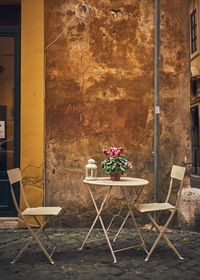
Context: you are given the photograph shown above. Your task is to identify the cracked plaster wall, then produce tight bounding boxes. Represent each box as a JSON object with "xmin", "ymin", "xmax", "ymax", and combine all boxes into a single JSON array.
[{"xmin": 45, "ymin": 0, "xmax": 191, "ymax": 226}]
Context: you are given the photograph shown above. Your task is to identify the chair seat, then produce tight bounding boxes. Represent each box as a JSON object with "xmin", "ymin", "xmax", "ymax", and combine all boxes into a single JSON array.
[
  {"xmin": 22, "ymin": 207, "xmax": 62, "ymax": 216},
  {"xmin": 135, "ymin": 202, "xmax": 175, "ymax": 213}
]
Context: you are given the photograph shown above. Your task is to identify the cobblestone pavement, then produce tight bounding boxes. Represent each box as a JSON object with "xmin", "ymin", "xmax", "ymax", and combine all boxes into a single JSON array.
[{"xmin": 1, "ymin": 227, "xmax": 200, "ymax": 280}]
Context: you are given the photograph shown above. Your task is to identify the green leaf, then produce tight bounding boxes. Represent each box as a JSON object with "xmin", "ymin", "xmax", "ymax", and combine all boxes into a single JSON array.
[
  {"xmin": 111, "ymin": 163, "xmax": 117, "ymax": 170},
  {"xmin": 120, "ymin": 166, "xmax": 125, "ymax": 172}
]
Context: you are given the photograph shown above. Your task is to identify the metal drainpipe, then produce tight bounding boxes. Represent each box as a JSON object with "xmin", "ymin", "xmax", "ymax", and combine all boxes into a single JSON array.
[
  {"xmin": 154, "ymin": 0, "xmax": 160, "ymax": 211},
  {"xmin": 43, "ymin": 50, "xmax": 46, "ymax": 207},
  {"xmin": 43, "ymin": 0, "xmax": 47, "ymax": 207}
]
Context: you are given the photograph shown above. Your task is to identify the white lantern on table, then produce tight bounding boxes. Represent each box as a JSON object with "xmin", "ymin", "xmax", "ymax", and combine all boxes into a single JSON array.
[{"xmin": 85, "ymin": 159, "xmax": 97, "ymax": 180}]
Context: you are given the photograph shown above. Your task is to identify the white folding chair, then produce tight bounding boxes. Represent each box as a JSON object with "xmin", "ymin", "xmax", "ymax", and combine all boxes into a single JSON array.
[
  {"xmin": 135, "ymin": 165, "xmax": 185, "ymax": 261},
  {"xmin": 7, "ymin": 168, "xmax": 62, "ymax": 264}
]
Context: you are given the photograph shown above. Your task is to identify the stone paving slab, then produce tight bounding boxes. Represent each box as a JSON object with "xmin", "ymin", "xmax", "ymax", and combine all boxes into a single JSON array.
[{"xmin": 0, "ymin": 228, "xmax": 200, "ymax": 280}]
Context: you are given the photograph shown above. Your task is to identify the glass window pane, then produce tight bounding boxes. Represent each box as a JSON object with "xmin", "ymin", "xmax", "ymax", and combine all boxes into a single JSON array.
[{"xmin": 0, "ymin": 37, "xmax": 14, "ymax": 171}]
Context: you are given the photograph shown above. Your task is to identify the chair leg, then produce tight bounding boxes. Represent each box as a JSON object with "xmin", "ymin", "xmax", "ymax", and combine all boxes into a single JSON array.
[
  {"xmin": 11, "ymin": 236, "xmax": 34, "ymax": 264},
  {"xmin": 148, "ymin": 213, "xmax": 184, "ymax": 260},
  {"xmin": 33, "ymin": 216, "xmax": 56, "ymax": 256},
  {"xmin": 42, "ymin": 229, "xmax": 56, "ymax": 257},
  {"xmin": 11, "ymin": 218, "xmax": 54, "ymax": 265},
  {"xmin": 162, "ymin": 232, "xmax": 184, "ymax": 260},
  {"xmin": 146, "ymin": 213, "xmax": 184, "ymax": 261},
  {"xmin": 145, "ymin": 229, "xmax": 163, "ymax": 262},
  {"xmin": 30, "ymin": 227, "xmax": 55, "ymax": 264},
  {"xmin": 11, "ymin": 220, "xmax": 46, "ymax": 264}
]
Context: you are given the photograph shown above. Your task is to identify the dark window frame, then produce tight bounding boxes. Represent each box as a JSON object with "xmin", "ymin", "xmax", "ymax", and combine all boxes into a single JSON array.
[
  {"xmin": 191, "ymin": 9, "xmax": 197, "ymax": 54},
  {"xmin": 0, "ymin": 27, "xmax": 21, "ymax": 216}
]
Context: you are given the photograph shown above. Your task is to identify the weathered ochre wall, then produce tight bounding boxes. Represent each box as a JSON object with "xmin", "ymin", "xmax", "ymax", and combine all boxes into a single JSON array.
[
  {"xmin": 45, "ymin": 0, "xmax": 191, "ymax": 226},
  {"xmin": 20, "ymin": 0, "xmax": 44, "ymax": 225}
]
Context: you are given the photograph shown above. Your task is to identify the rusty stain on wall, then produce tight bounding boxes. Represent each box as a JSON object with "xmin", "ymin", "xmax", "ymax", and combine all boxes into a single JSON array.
[{"xmin": 45, "ymin": 0, "xmax": 191, "ymax": 226}]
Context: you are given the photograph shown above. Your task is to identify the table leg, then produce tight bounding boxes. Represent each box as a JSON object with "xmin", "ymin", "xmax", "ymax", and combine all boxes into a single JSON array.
[
  {"xmin": 79, "ymin": 186, "xmax": 117, "ymax": 262},
  {"xmin": 113, "ymin": 210, "xmax": 130, "ymax": 242},
  {"xmin": 113, "ymin": 186, "xmax": 144, "ymax": 242},
  {"xmin": 120, "ymin": 186, "xmax": 148, "ymax": 254},
  {"xmin": 107, "ymin": 208, "xmax": 122, "ymax": 232},
  {"xmin": 96, "ymin": 210, "xmax": 117, "ymax": 263}
]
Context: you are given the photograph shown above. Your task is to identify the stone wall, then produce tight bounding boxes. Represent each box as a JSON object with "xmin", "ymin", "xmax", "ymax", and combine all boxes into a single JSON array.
[
  {"xmin": 178, "ymin": 188, "xmax": 200, "ymax": 231},
  {"xmin": 45, "ymin": 0, "xmax": 191, "ymax": 226}
]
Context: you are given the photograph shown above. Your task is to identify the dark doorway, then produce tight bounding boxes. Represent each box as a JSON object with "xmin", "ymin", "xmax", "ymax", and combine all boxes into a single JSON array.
[{"xmin": 191, "ymin": 106, "xmax": 199, "ymax": 175}]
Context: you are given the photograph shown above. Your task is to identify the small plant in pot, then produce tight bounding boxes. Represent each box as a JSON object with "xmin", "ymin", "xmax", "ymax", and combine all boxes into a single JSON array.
[{"xmin": 102, "ymin": 147, "xmax": 132, "ymax": 181}]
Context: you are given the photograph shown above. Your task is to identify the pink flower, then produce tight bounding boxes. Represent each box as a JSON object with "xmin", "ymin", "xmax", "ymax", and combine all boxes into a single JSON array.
[
  {"xmin": 103, "ymin": 147, "xmax": 125, "ymax": 158},
  {"xmin": 111, "ymin": 147, "xmax": 117, "ymax": 153},
  {"xmin": 125, "ymin": 161, "xmax": 132, "ymax": 169},
  {"xmin": 111, "ymin": 151, "xmax": 117, "ymax": 157},
  {"xmin": 116, "ymin": 147, "xmax": 123, "ymax": 156},
  {"xmin": 107, "ymin": 152, "xmax": 112, "ymax": 157},
  {"xmin": 110, "ymin": 147, "xmax": 117, "ymax": 157},
  {"xmin": 103, "ymin": 149, "xmax": 108, "ymax": 155}
]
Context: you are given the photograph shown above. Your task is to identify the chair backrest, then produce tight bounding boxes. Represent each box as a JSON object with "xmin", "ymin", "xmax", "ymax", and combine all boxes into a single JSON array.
[
  {"xmin": 7, "ymin": 168, "xmax": 30, "ymax": 214},
  {"xmin": 7, "ymin": 168, "xmax": 22, "ymax": 184},
  {"xmin": 165, "ymin": 165, "xmax": 185, "ymax": 206},
  {"xmin": 170, "ymin": 165, "xmax": 185, "ymax": 180}
]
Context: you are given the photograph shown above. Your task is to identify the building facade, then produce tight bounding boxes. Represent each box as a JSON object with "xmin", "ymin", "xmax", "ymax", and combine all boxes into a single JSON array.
[{"xmin": 0, "ymin": 0, "xmax": 191, "ymax": 227}]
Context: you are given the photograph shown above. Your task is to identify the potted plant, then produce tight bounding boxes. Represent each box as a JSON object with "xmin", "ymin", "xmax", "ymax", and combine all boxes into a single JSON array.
[{"xmin": 102, "ymin": 147, "xmax": 132, "ymax": 181}]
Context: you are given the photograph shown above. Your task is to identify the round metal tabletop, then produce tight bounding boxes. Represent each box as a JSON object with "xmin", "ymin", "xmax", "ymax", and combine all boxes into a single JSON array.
[{"xmin": 83, "ymin": 177, "xmax": 149, "ymax": 186}]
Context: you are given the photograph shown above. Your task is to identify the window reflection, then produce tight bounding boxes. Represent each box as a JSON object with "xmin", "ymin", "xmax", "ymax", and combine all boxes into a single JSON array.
[{"xmin": 0, "ymin": 37, "xmax": 14, "ymax": 171}]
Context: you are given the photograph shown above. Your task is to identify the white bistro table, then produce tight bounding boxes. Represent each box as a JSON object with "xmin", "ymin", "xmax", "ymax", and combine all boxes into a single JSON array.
[{"xmin": 79, "ymin": 177, "xmax": 149, "ymax": 263}]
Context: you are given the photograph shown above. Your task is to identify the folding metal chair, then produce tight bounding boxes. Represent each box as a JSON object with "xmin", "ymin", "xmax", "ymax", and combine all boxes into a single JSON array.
[
  {"xmin": 135, "ymin": 165, "xmax": 186, "ymax": 262},
  {"xmin": 7, "ymin": 168, "xmax": 62, "ymax": 264}
]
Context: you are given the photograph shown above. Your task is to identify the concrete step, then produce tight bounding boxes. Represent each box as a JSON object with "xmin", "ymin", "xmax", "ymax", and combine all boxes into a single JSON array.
[{"xmin": 0, "ymin": 217, "xmax": 18, "ymax": 229}]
